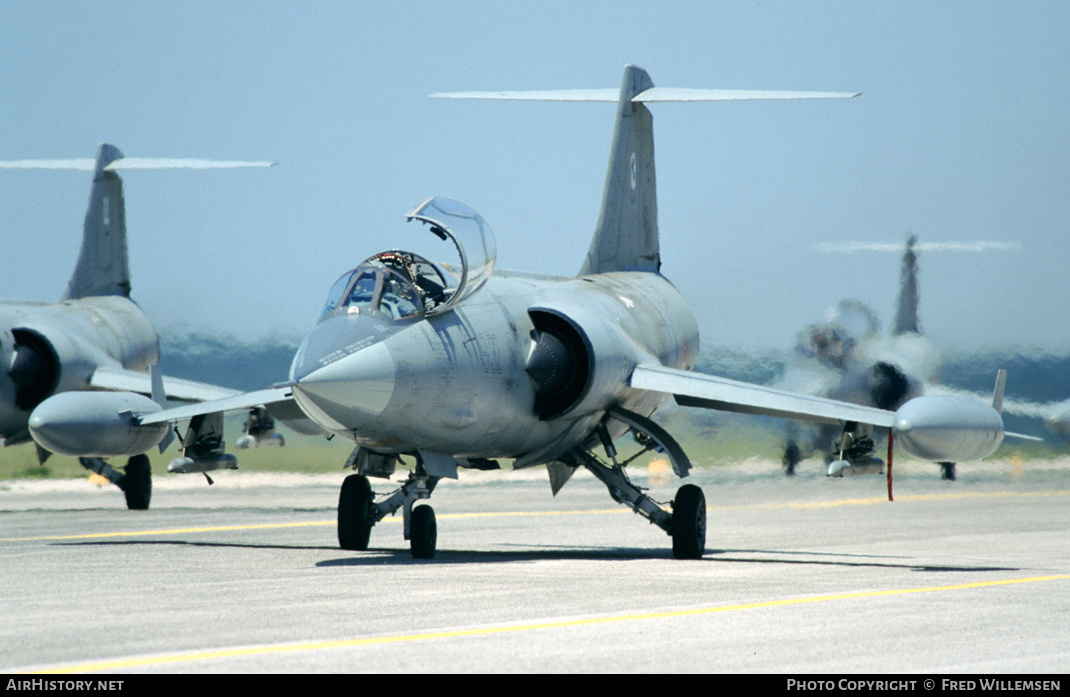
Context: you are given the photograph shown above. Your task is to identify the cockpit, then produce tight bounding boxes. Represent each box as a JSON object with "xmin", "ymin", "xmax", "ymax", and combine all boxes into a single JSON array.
[
  {"xmin": 319, "ymin": 197, "xmax": 498, "ymax": 323},
  {"xmin": 321, "ymin": 251, "xmax": 449, "ymax": 321}
]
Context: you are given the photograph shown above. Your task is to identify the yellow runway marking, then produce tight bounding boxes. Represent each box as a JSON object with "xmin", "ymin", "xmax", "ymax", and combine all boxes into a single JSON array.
[
  {"xmin": 0, "ymin": 521, "xmax": 335, "ymax": 542},
  {"xmin": 0, "ymin": 510, "xmax": 628, "ymax": 542},
  {"xmin": 32, "ymin": 574, "xmax": 1070, "ymax": 674},
  {"xmin": 2, "ymin": 489, "xmax": 1066, "ymax": 542},
  {"xmin": 774, "ymin": 489, "xmax": 1070, "ymax": 510}
]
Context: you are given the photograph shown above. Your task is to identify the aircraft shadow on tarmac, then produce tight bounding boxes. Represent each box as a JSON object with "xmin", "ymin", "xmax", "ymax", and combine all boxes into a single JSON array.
[
  {"xmin": 56, "ymin": 540, "xmax": 1020, "ymax": 572},
  {"xmin": 316, "ymin": 547, "xmax": 1020, "ymax": 571}
]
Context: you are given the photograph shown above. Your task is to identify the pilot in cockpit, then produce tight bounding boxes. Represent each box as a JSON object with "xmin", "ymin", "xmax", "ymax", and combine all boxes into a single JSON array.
[
  {"xmin": 379, "ymin": 269, "xmax": 423, "ymax": 319},
  {"xmin": 346, "ymin": 272, "xmax": 377, "ymax": 307},
  {"xmin": 322, "ymin": 250, "xmax": 452, "ymax": 322}
]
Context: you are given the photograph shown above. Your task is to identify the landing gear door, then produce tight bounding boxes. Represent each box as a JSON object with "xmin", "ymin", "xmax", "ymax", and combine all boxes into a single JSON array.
[{"xmin": 406, "ymin": 197, "xmax": 496, "ymax": 314}]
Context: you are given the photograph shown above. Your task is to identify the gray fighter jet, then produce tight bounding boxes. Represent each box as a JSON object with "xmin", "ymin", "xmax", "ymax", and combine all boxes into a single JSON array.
[
  {"xmin": 0, "ymin": 145, "xmax": 273, "ymax": 507},
  {"xmin": 29, "ymin": 67, "xmax": 1025, "ymax": 558},
  {"xmin": 781, "ymin": 235, "xmax": 940, "ymax": 477}
]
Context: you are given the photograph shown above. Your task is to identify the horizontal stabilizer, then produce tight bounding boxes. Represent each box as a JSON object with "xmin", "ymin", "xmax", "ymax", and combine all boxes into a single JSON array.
[
  {"xmin": 814, "ymin": 241, "xmax": 1021, "ymax": 253},
  {"xmin": 431, "ymin": 88, "xmax": 859, "ymax": 103},
  {"xmin": 631, "ymin": 364, "xmax": 896, "ymax": 427},
  {"xmin": 0, "ymin": 158, "xmax": 275, "ymax": 171}
]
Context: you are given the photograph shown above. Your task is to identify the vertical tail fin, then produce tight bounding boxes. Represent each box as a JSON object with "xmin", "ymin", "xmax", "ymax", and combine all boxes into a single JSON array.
[
  {"xmin": 580, "ymin": 65, "xmax": 659, "ymax": 275},
  {"xmin": 992, "ymin": 369, "xmax": 1006, "ymax": 413},
  {"xmin": 892, "ymin": 234, "xmax": 920, "ymax": 335},
  {"xmin": 64, "ymin": 144, "xmax": 131, "ymax": 300}
]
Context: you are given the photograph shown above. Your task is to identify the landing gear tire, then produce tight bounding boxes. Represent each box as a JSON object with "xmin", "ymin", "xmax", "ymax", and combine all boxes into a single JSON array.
[
  {"xmin": 939, "ymin": 462, "xmax": 957, "ymax": 481},
  {"xmin": 782, "ymin": 442, "xmax": 801, "ymax": 477},
  {"xmin": 338, "ymin": 474, "xmax": 374, "ymax": 550},
  {"xmin": 122, "ymin": 455, "xmax": 151, "ymax": 510},
  {"xmin": 410, "ymin": 504, "xmax": 437, "ymax": 560},
  {"xmin": 671, "ymin": 484, "xmax": 706, "ymax": 560}
]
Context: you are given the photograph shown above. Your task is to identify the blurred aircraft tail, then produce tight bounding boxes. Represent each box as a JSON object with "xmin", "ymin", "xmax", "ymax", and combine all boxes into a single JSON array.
[{"xmin": 892, "ymin": 234, "xmax": 920, "ymax": 335}]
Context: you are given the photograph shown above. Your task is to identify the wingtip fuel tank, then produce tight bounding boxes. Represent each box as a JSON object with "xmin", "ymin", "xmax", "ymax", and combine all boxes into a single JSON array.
[
  {"xmin": 28, "ymin": 391, "xmax": 170, "ymax": 458},
  {"xmin": 892, "ymin": 395, "xmax": 1004, "ymax": 462}
]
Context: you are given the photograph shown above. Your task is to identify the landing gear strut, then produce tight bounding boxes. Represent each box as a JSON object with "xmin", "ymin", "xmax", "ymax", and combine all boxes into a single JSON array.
[
  {"xmin": 567, "ymin": 407, "xmax": 706, "ymax": 560},
  {"xmin": 78, "ymin": 454, "xmax": 152, "ymax": 510}
]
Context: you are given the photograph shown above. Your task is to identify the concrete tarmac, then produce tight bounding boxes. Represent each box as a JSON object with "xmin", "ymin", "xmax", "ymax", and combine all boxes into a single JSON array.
[{"xmin": 1, "ymin": 459, "xmax": 1068, "ymax": 673}]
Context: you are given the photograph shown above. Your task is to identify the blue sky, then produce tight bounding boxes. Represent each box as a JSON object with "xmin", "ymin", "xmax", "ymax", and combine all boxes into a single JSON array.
[{"xmin": 2, "ymin": 1, "xmax": 1068, "ymax": 354}]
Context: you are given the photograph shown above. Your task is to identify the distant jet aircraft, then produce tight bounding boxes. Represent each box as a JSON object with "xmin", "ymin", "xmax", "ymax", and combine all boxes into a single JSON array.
[
  {"xmin": 781, "ymin": 235, "xmax": 944, "ymax": 477},
  {"xmin": 0, "ymin": 145, "xmax": 277, "ymax": 507},
  {"xmin": 28, "ymin": 67, "xmax": 1029, "ymax": 559},
  {"xmin": 783, "ymin": 236, "xmax": 1031, "ymax": 480},
  {"xmin": 1044, "ymin": 402, "xmax": 1070, "ymax": 442}
]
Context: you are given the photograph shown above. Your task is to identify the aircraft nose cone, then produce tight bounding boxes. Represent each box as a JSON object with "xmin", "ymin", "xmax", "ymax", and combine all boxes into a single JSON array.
[{"xmin": 292, "ymin": 342, "xmax": 396, "ymax": 431}]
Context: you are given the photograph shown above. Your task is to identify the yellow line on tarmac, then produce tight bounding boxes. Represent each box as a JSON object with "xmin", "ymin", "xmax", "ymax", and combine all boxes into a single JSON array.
[
  {"xmin": 717, "ymin": 488, "xmax": 1070, "ymax": 511},
  {"xmin": 0, "ymin": 521, "xmax": 334, "ymax": 542},
  {"xmin": 3, "ymin": 489, "xmax": 1065, "ymax": 542},
  {"xmin": 0, "ymin": 510, "xmax": 628, "ymax": 542},
  {"xmin": 32, "ymin": 574, "xmax": 1070, "ymax": 674}
]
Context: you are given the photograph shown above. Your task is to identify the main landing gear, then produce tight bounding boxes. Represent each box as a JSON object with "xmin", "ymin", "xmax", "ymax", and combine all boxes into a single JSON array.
[
  {"xmin": 336, "ymin": 407, "xmax": 707, "ymax": 561},
  {"xmin": 78, "ymin": 454, "xmax": 152, "ymax": 510},
  {"xmin": 337, "ymin": 460, "xmax": 441, "ymax": 559},
  {"xmin": 564, "ymin": 406, "xmax": 707, "ymax": 560}
]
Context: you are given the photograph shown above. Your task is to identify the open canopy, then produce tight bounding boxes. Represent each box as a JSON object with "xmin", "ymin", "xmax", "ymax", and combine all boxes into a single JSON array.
[{"xmin": 319, "ymin": 197, "xmax": 497, "ymax": 322}]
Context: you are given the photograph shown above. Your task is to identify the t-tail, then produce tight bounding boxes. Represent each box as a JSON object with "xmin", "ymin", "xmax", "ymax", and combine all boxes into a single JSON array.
[
  {"xmin": 431, "ymin": 65, "xmax": 859, "ymax": 277},
  {"xmin": 0, "ymin": 144, "xmax": 275, "ymax": 301}
]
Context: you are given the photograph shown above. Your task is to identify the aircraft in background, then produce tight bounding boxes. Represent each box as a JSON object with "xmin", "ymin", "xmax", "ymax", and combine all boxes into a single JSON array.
[
  {"xmin": 29, "ymin": 67, "xmax": 1029, "ymax": 559},
  {"xmin": 0, "ymin": 145, "xmax": 279, "ymax": 507},
  {"xmin": 780, "ymin": 235, "xmax": 943, "ymax": 477},
  {"xmin": 781, "ymin": 236, "xmax": 1029, "ymax": 480},
  {"xmin": 1042, "ymin": 402, "xmax": 1070, "ymax": 442}
]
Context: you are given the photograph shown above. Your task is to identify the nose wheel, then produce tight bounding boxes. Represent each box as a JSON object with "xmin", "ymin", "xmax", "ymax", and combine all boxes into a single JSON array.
[
  {"xmin": 337, "ymin": 466, "xmax": 441, "ymax": 559},
  {"xmin": 338, "ymin": 474, "xmax": 375, "ymax": 550}
]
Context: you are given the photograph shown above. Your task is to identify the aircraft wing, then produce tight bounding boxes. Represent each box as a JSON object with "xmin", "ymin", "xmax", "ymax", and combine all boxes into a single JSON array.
[
  {"xmin": 90, "ymin": 366, "xmax": 241, "ymax": 402},
  {"xmin": 630, "ymin": 364, "xmax": 897, "ymax": 428},
  {"xmin": 138, "ymin": 386, "xmax": 296, "ymax": 426}
]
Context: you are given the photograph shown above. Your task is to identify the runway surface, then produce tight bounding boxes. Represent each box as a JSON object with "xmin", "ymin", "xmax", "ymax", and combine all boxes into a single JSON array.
[{"xmin": 2, "ymin": 459, "xmax": 1068, "ymax": 673}]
